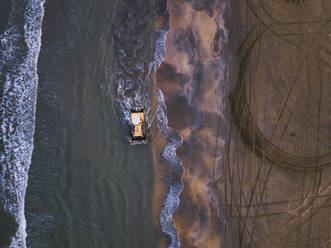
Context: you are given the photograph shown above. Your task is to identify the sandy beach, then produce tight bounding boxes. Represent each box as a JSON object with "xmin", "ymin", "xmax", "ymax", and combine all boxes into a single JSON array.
[
  {"xmin": 153, "ymin": 0, "xmax": 331, "ymax": 247},
  {"xmin": 152, "ymin": 0, "xmax": 230, "ymax": 246}
]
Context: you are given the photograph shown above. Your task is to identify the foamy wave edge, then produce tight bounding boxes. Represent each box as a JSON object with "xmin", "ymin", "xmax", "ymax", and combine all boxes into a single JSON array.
[
  {"xmin": 152, "ymin": 29, "xmax": 184, "ymax": 248},
  {"xmin": 156, "ymin": 89, "xmax": 183, "ymax": 248},
  {"xmin": 112, "ymin": 4, "xmax": 183, "ymax": 246},
  {"xmin": 0, "ymin": 0, "xmax": 45, "ymax": 247}
]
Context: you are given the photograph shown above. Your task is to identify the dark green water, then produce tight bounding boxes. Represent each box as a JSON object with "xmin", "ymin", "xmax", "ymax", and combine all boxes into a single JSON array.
[{"xmin": 25, "ymin": 0, "xmax": 165, "ymax": 247}]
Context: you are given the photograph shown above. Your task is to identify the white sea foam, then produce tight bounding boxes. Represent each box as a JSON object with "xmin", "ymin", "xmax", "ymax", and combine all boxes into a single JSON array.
[
  {"xmin": 113, "ymin": 15, "xmax": 166, "ymax": 135},
  {"xmin": 156, "ymin": 89, "xmax": 183, "ymax": 248},
  {"xmin": 113, "ymin": 9, "xmax": 184, "ymax": 247},
  {"xmin": 0, "ymin": 0, "xmax": 44, "ymax": 247}
]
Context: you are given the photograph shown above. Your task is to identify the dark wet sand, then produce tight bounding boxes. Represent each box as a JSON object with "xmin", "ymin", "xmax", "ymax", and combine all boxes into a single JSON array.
[{"xmin": 154, "ymin": 0, "xmax": 230, "ymax": 246}]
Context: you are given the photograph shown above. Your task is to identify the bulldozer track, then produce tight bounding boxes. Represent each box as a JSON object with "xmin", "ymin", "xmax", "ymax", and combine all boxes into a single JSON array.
[
  {"xmin": 217, "ymin": 1, "xmax": 331, "ymax": 247},
  {"xmin": 230, "ymin": 22, "xmax": 331, "ymax": 171}
]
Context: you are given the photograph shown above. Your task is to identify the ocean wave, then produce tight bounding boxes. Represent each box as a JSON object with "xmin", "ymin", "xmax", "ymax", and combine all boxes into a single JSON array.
[
  {"xmin": 156, "ymin": 89, "xmax": 183, "ymax": 248},
  {"xmin": 113, "ymin": 10, "xmax": 152, "ymax": 128},
  {"xmin": 113, "ymin": 6, "xmax": 168, "ymax": 130},
  {"xmin": 0, "ymin": 0, "xmax": 45, "ymax": 247},
  {"xmin": 112, "ymin": 3, "xmax": 184, "ymax": 247}
]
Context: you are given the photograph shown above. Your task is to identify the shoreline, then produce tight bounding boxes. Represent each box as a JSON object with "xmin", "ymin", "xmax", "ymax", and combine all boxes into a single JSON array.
[{"xmin": 152, "ymin": 0, "xmax": 232, "ymax": 246}]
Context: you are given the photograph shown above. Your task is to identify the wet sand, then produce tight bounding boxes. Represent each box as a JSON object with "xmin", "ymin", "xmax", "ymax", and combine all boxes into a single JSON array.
[
  {"xmin": 153, "ymin": 0, "xmax": 230, "ymax": 246},
  {"xmin": 154, "ymin": 0, "xmax": 331, "ymax": 247}
]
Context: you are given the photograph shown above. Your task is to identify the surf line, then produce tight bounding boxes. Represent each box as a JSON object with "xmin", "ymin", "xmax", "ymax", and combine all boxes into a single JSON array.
[
  {"xmin": 157, "ymin": 89, "xmax": 184, "ymax": 248},
  {"xmin": 150, "ymin": 24, "xmax": 184, "ymax": 248},
  {"xmin": 0, "ymin": 0, "xmax": 45, "ymax": 247}
]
